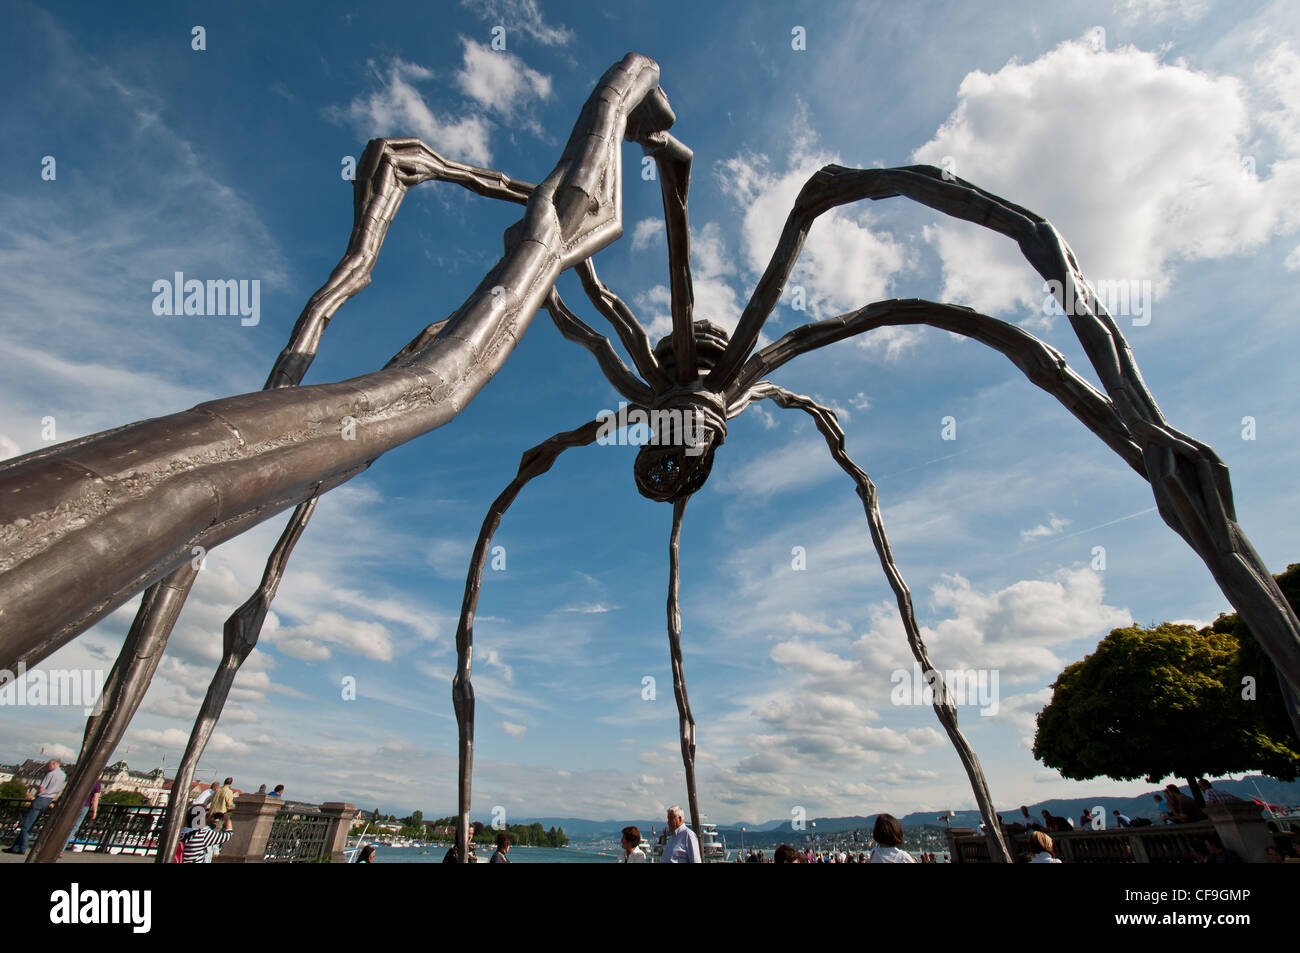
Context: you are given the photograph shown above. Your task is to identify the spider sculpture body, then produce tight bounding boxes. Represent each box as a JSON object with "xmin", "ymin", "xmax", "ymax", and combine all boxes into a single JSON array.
[{"xmin": 5, "ymin": 53, "xmax": 1299, "ymax": 866}]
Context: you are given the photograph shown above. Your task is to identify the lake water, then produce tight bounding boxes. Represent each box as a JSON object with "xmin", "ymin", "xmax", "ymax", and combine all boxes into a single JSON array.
[{"xmin": 368, "ymin": 844, "xmax": 617, "ymax": 863}]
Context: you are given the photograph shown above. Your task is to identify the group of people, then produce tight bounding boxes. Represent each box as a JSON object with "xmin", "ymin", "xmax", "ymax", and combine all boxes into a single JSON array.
[
  {"xmin": 613, "ymin": 811, "xmax": 928, "ymax": 863},
  {"xmin": 439, "ymin": 821, "xmax": 514, "ymax": 863},
  {"xmin": 1005, "ymin": 779, "xmax": 1238, "ymax": 840}
]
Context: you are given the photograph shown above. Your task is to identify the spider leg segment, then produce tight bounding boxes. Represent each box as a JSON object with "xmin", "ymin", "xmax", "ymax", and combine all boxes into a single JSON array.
[
  {"xmin": 740, "ymin": 381, "xmax": 1013, "ymax": 864},
  {"xmin": 705, "ymin": 162, "xmax": 1300, "ymax": 706},
  {"xmin": 575, "ymin": 259, "xmax": 672, "ymax": 393},
  {"xmin": 27, "ymin": 564, "xmax": 199, "ymax": 862},
  {"xmin": 267, "ymin": 139, "xmax": 535, "ymax": 389},
  {"xmin": 35, "ymin": 139, "xmax": 515, "ymax": 861},
  {"xmin": 544, "ymin": 288, "xmax": 655, "ymax": 405},
  {"xmin": 642, "ymin": 131, "xmax": 697, "ymax": 384},
  {"xmin": 666, "ymin": 496, "xmax": 702, "ymax": 840},
  {"xmin": 729, "ymin": 299, "xmax": 1145, "ymax": 479},
  {"xmin": 0, "ymin": 55, "xmax": 673, "ymax": 664},
  {"xmin": 451, "ymin": 419, "xmax": 605, "ymax": 861},
  {"xmin": 151, "ymin": 495, "xmax": 320, "ymax": 864}
]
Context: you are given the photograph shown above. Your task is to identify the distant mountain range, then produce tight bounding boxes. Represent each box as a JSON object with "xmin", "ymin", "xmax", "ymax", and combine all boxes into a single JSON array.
[{"xmin": 498, "ymin": 776, "xmax": 1299, "ymax": 844}]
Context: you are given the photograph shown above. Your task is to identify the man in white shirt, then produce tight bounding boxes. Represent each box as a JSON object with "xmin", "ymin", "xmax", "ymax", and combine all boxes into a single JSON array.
[
  {"xmin": 5, "ymin": 758, "xmax": 65, "ymax": 854},
  {"xmin": 193, "ymin": 781, "xmax": 217, "ymax": 808},
  {"xmin": 659, "ymin": 806, "xmax": 701, "ymax": 863}
]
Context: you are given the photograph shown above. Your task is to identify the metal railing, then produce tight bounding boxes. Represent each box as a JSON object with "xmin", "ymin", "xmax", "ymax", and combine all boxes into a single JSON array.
[
  {"xmin": 264, "ymin": 808, "xmax": 332, "ymax": 863},
  {"xmin": 948, "ymin": 821, "xmax": 1218, "ymax": 863},
  {"xmin": 1, "ymin": 797, "xmax": 166, "ymax": 855}
]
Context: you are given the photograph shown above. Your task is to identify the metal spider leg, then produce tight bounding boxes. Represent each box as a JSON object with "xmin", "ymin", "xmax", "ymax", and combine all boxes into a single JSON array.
[
  {"xmin": 28, "ymin": 565, "xmax": 198, "ymax": 862},
  {"xmin": 643, "ymin": 131, "xmax": 697, "ymax": 383},
  {"xmin": 575, "ymin": 259, "xmax": 673, "ymax": 393},
  {"xmin": 55, "ymin": 143, "xmax": 505, "ymax": 862},
  {"xmin": 267, "ymin": 139, "xmax": 535, "ymax": 389},
  {"xmin": 544, "ymin": 288, "xmax": 655, "ymax": 405},
  {"xmin": 745, "ymin": 381, "xmax": 1012, "ymax": 863},
  {"xmin": 154, "ymin": 494, "xmax": 319, "ymax": 863},
  {"xmin": 666, "ymin": 496, "xmax": 702, "ymax": 839},
  {"xmin": 0, "ymin": 55, "xmax": 674, "ymax": 665},
  {"xmin": 728, "ymin": 299, "xmax": 1145, "ymax": 478},
  {"xmin": 706, "ymin": 161, "xmax": 1300, "ymax": 704},
  {"xmin": 451, "ymin": 418, "xmax": 605, "ymax": 861}
]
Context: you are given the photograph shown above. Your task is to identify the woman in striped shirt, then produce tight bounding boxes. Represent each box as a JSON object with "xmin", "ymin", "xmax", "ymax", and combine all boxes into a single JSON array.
[{"xmin": 180, "ymin": 807, "xmax": 233, "ymax": 863}]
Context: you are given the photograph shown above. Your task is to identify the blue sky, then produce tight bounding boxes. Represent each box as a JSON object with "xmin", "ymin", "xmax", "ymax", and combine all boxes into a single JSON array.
[{"xmin": 2, "ymin": 0, "xmax": 1298, "ymax": 825}]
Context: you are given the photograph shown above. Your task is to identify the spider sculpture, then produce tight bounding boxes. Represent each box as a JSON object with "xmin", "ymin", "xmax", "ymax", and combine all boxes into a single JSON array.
[{"xmin": 5, "ymin": 53, "xmax": 1299, "ymax": 865}]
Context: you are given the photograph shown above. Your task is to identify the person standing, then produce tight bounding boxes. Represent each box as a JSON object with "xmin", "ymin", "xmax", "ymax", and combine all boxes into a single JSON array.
[
  {"xmin": 210, "ymin": 777, "xmax": 236, "ymax": 823},
  {"xmin": 1027, "ymin": 831, "xmax": 1062, "ymax": 863},
  {"xmin": 60, "ymin": 779, "xmax": 101, "ymax": 857},
  {"xmin": 867, "ymin": 814, "xmax": 916, "ymax": 863},
  {"xmin": 618, "ymin": 826, "xmax": 647, "ymax": 863},
  {"xmin": 490, "ymin": 832, "xmax": 512, "ymax": 863},
  {"xmin": 659, "ymin": 806, "xmax": 701, "ymax": 863},
  {"xmin": 269, "ymin": 784, "xmax": 284, "ymax": 798},
  {"xmin": 193, "ymin": 781, "xmax": 218, "ymax": 809},
  {"xmin": 5, "ymin": 758, "xmax": 65, "ymax": 854},
  {"xmin": 179, "ymin": 807, "xmax": 233, "ymax": 862},
  {"xmin": 1197, "ymin": 779, "xmax": 1239, "ymax": 805},
  {"xmin": 443, "ymin": 821, "xmax": 482, "ymax": 863}
]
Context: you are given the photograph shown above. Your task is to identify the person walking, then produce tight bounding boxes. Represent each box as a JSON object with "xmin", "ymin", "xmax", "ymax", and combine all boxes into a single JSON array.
[
  {"xmin": 5, "ymin": 758, "xmax": 65, "ymax": 854},
  {"xmin": 659, "ymin": 806, "xmax": 701, "ymax": 863}
]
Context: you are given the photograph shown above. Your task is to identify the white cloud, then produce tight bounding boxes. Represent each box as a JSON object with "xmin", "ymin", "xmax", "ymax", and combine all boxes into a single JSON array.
[
  {"xmin": 455, "ymin": 39, "xmax": 552, "ymax": 116},
  {"xmin": 502, "ymin": 721, "xmax": 527, "ymax": 737},
  {"xmin": 631, "ymin": 217, "xmax": 663, "ymax": 250},
  {"xmin": 913, "ymin": 37, "xmax": 1300, "ymax": 318},
  {"xmin": 715, "ymin": 438, "xmax": 840, "ymax": 498},
  {"xmin": 268, "ymin": 611, "xmax": 395, "ymax": 662},
  {"xmin": 1020, "ymin": 514, "xmax": 1071, "ymax": 542},
  {"xmin": 717, "ymin": 117, "xmax": 916, "ymax": 355},
  {"xmin": 459, "ymin": 0, "xmax": 574, "ymax": 46},
  {"xmin": 334, "ymin": 58, "xmax": 493, "ymax": 165},
  {"xmin": 634, "ymin": 221, "xmax": 744, "ymax": 340}
]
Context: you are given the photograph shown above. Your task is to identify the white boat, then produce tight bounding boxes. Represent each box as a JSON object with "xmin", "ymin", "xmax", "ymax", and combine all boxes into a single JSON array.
[{"xmin": 700, "ymin": 823, "xmax": 727, "ymax": 863}]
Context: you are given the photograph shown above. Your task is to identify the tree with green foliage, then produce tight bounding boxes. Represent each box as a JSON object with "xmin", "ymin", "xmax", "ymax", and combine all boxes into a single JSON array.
[
  {"xmin": 1035, "ymin": 567, "xmax": 1300, "ymax": 800},
  {"xmin": 0, "ymin": 779, "xmax": 29, "ymax": 799},
  {"xmin": 99, "ymin": 789, "xmax": 147, "ymax": 806}
]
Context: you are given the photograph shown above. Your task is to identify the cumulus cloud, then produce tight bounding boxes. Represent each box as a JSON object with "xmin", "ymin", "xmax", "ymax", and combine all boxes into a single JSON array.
[
  {"xmin": 716, "ymin": 116, "xmax": 916, "ymax": 355},
  {"xmin": 913, "ymin": 36, "xmax": 1300, "ymax": 319},
  {"xmin": 268, "ymin": 611, "xmax": 395, "ymax": 662},
  {"xmin": 333, "ymin": 58, "xmax": 493, "ymax": 165},
  {"xmin": 456, "ymin": 39, "xmax": 552, "ymax": 116},
  {"xmin": 634, "ymin": 221, "xmax": 744, "ymax": 341},
  {"xmin": 631, "ymin": 217, "xmax": 664, "ymax": 250}
]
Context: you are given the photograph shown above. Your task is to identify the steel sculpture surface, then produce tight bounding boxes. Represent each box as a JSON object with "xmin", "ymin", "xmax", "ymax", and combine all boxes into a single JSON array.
[{"xmin": 1, "ymin": 54, "xmax": 1297, "ymax": 866}]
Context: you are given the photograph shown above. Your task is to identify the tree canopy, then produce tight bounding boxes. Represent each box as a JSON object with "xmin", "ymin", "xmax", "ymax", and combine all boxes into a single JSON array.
[{"xmin": 1034, "ymin": 565, "xmax": 1300, "ymax": 790}]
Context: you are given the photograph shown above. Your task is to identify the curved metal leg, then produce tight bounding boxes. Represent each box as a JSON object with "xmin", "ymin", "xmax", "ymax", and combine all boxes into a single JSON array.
[
  {"xmin": 748, "ymin": 381, "xmax": 1012, "ymax": 863},
  {"xmin": 451, "ymin": 418, "xmax": 604, "ymax": 861},
  {"xmin": 155, "ymin": 495, "xmax": 319, "ymax": 862},
  {"xmin": 666, "ymin": 496, "xmax": 702, "ymax": 838}
]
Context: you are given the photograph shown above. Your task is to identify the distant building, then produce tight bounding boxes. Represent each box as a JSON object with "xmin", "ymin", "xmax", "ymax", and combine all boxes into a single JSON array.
[{"xmin": 0, "ymin": 758, "xmax": 169, "ymax": 804}]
